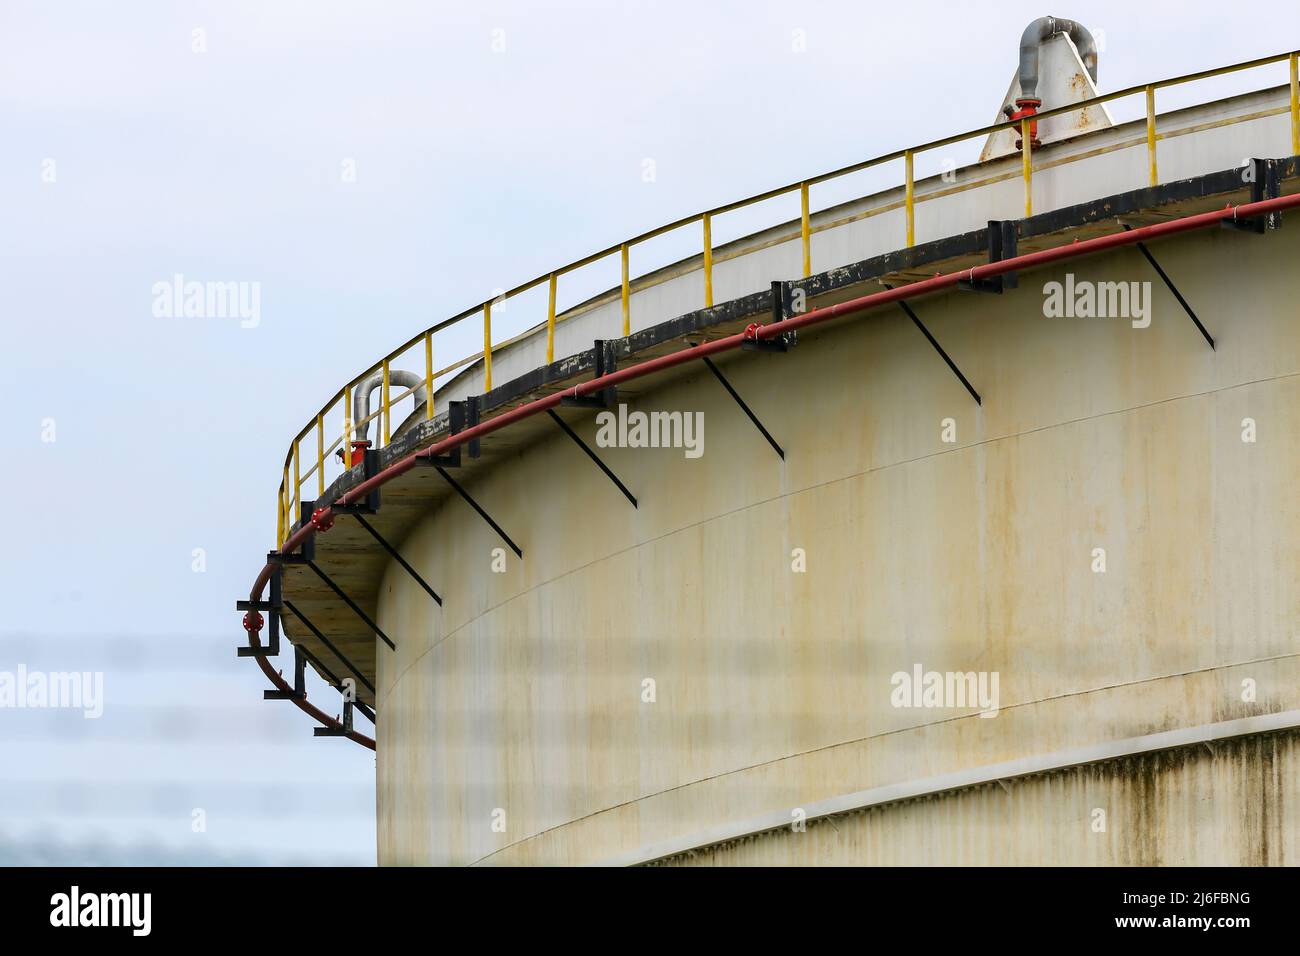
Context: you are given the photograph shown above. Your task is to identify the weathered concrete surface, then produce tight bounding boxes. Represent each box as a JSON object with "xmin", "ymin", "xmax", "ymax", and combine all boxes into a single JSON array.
[{"xmin": 372, "ymin": 220, "xmax": 1300, "ymax": 865}]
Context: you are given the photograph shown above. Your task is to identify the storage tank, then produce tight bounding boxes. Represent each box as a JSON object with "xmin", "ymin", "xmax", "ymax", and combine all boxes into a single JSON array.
[{"xmin": 238, "ymin": 23, "xmax": 1300, "ymax": 865}]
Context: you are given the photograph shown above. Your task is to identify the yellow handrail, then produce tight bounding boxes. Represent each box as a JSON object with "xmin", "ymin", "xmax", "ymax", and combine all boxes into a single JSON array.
[
  {"xmin": 275, "ymin": 49, "xmax": 1300, "ymax": 540},
  {"xmin": 800, "ymin": 182, "xmax": 812, "ymax": 274},
  {"xmin": 546, "ymin": 274, "xmax": 557, "ymax": 363},
  {"xmin": 904, "ymin": 152, "xmax": 915, "ymax": 247},
  {"xmin": 342, "ymin": 383, "xmax": 352, "ymax": 466},
  {"xmin": 1021, "ymin": 118, "xmax": 1033, "ymax": 217},
  {"xmin": 620, "ymin": 244, "xmax": 630, "ymax": 335},
  {"xmin": 483, "ymin": 302, "xmax": 493, "ymax": 391},
  {"xmin": 1291, "ymin": 53, "xmax": 1299, "ymax": 154},
  {"xmin": 316, "ymin": 413, "xmax": 324, "ymax": 496},
  {"xmin": 702, "ymin": 213, "xmax": 713, "ymax": 307},
  {"xmin": 424, "ymin": 332, "xmax": 434, "ymax": 421},
  {"xmin": 381, "ymin": 359, "xmax": 390, "ymax": 447},
  {"xmin": 1146, "ymin": 85, "xmax": 1159, "ymax": 186}
]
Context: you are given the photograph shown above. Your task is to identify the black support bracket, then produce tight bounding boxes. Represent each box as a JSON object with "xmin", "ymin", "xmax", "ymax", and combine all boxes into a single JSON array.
[
  {"xmin": 236, "ymin": 565, "xmax": 283, "ymax": 657},
  {"xmin": 282, "ymin": 600, "xmax": 376, "ymax": 697},
  {"xmin": 547, "ymin": 409, "xmax": 638, "ymax": 506},
  {"xmin": 460, "ymin": 397, "xmax": 482, "ymax": 459},
  {"xmin": 885, "ymin": 285, "xmax": 982, "ymax": 405},
  {"xmin": 1122, "ymin": 224, "xmax": 1215, "ymax": 350},
  {"xmin": 261, "ymin": 607, "xmax": 377, "ymax": 725},
  {"xmin": 313, "ymin": 697, "xmax": 355, "ymax": 737},
  {"xmin": 701, "ymin": 356, "xmax": 785, "ymax": 459},
  {"xmin": 958, "ymin": 220, "xmax": 1018, "ymax": 293},
  {"xmin": 330, "ymin": 449, "xmax": 381, "ymax": 514},
  {"xmin": 434, "ymin": 466, "xmax": 523, "ymax": 559},
  {"xmin": 561, "ymin": 340, "xmax": 618, "ymax": 408},
  {"xmin": 305, "ymin": 559, "xmax": 396, "ymax": 651},
  {"xmin": 268, "ymin": 631, "xmax": 345, "ymax": 694},
  {"xmin": 742, "ymin": 282, "xmax": 798, "ymax": 353},
  {"xmin": 263, "ymin": 644, "xmax": 307, "ymax": 700},
  {"xmin": 1222, "ymin": 158, "xmax": 1281, "ymax": 233},
  {"xmin": 423, "ymin": 400, "xmax": 468, "ymax": 467},
  {"xmin": 350, "ymin": 513, "xmax": 443, "ymax": 605}
]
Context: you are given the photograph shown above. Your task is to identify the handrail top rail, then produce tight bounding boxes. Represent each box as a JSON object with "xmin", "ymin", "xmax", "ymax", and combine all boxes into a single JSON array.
[{"xmin": 278, "ymin": 48, "xmax": 1300, "ymax": 470}]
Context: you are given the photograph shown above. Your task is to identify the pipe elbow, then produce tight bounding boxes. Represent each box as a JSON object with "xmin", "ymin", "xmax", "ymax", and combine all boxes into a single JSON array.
[
  {"xmin": 353, "ymin": 369, "xmax": 430, "ymax": 442},
  {"xmin": 1017, "ymin": 16, "xmax": 1098, "ymax": 102},
  {"xmin": 1054, "ymin": 17, "xmax": 1099, "ymax": 83}
]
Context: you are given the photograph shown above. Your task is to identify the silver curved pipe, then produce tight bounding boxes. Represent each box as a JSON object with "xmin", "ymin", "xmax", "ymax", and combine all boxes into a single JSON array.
[
  {"xmin": 1019, "ymin": 16, "xmax": 1098, "ymax": 101},
  {"xmin": 353, "ymin": 369, "xmax": 428, "ymax": 443}
]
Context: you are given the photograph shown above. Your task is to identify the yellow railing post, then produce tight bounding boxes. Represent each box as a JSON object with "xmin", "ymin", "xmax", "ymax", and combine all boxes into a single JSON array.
[
  {"xmin": 904, "ymin": 151, "xmax": 915, "ymax": 248},
  {"xmin": 281, "ymin": 467, "xmax": 290, "ymax": 540},
  {"xmin": 343, "ymin": 383, "xmax": 353, "ymax": 467},
  {"xmin": 1290, "ymin": 53, "xmax": 1299, "ymax": 155},
  {"xmin": 316, "ymin": 413, "xmax": 324, "ymax": 496},
  {"xmin": 620, "ymin": 244, "xmax": 630, "ymax": 335},
  {"xmin": 424, "ymin": 332, "xmax": 434, "ymax": 420},
  {"xmin": 1145, "ymin": 85, "xmax": 1158, "ymax": 186},
  {"xmin": 483, "ymin": 302, "xmax": 493, "ymax": 391},
  {"xmin": 381, "ymin": 358, "xmax": 391, "ymax": 446},
  {"xmin": 546, "ymin": 274, "xmax": 557, "ymax": 364},
  {"xmin": 1022, "ymin": 119, "xmax": 1033, "ymax": 217},
  {"xmin": 800, "ymin": 182, "xmax": 811, "ymax": 276},
  {"xmin": 276, "ymin": 479, "xmax": 285, "ymax": 547},
  {"xmin": 702, "ymin": 213, "xmax": 713, "ymax": 308},
  {"xmin": 292, "ymin": 439, "xmax": 301, "ymax": 520}
]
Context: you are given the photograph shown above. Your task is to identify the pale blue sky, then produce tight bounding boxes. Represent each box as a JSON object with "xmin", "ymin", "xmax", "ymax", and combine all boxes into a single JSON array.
[{"xmin": 3, "ymin": 0, "xmax": 1293, "ymax": 863}]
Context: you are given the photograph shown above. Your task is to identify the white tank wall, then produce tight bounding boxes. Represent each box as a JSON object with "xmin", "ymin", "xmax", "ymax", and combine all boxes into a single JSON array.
[{"xmin": 374, "ymin": 223, "xmax": 1300, "ymax": 865}]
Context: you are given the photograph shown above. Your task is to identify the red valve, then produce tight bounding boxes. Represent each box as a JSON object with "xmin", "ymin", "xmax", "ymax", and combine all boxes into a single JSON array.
[
  {"xmin": 743, "ymin": 322, "xmax": 762, "ymax": 340},
  {"xmin": 335, "ymin": 439, "xmax": 371, "ymax": 468},
  {"xmin": 310, "ymin": 507, "xmax": 334, "ymax": 533},
  {"xmin": 1006, "ymin": 97, "xmax": 1042, "ymax": 151},
  {"xmin": 242, "ymin": 611, "xmax": 264, "ymax": 633}
]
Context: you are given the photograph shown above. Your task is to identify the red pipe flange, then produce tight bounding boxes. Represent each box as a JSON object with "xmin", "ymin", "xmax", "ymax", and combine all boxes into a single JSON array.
[{"xmin": 310, "ymin": 507, "xmax": 335, "ymax": 533}]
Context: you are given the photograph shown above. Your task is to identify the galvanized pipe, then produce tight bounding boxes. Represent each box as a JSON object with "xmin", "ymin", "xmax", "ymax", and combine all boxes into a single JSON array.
[
  {"xmin": 1019, "ymin": 16, "xmax": 1098, "ymax": 101},
  {"xmin": 353, "ymin": 369, "xmax": 428, "ymax": 443}
]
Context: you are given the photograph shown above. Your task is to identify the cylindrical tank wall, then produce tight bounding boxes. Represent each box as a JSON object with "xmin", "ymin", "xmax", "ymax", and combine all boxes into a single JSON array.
[{"xmin": 375, "ymin": 225, "xmax": 1300, "ymax": 865}]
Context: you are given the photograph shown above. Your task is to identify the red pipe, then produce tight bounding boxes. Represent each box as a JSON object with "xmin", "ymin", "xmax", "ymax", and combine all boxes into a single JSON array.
[{"xmin": 247, "ymin": 190, "xmax": 1300, "ymax": 747}]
